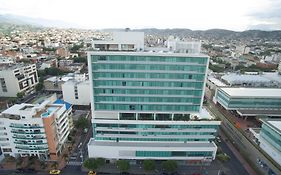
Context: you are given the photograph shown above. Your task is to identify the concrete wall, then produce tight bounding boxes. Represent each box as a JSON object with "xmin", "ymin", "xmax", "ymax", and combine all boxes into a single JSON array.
[{"xmin": 62, "ymin": 81, "xmax": 90, "ymax": 105}]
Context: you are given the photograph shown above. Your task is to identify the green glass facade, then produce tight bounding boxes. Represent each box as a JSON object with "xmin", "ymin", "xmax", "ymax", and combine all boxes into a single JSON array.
[
  {"xmin": 136, "ymin": 151, "xmax": 213, "ymax": 157},
  {"xmin": 216, "ymin": 89, "xmax": 281, "ymax": 110},
  {"xmin": 93, "ymin": 122, "xmax": 218, "ymax": 143},
  {"xmin": 91, "ymin": 54, "xmax": 208, "ymax": 112},
  {"xmin": 88, "ymin": 52, "xmax": 220, "ymax": 160},
  {"xmin": 260, "ymin": 123, "xmax": 281, "ymax": 153}
]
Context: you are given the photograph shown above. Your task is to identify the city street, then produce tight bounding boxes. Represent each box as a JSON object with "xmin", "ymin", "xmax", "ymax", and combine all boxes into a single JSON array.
[
  {"xmin": 68, "ymin": 112, "xmax": 92, "ymax": 166},
  {"xmin": 206, "ymin": 101, "xmax": 281, "ymax": 175},
  {"xmin": 219, "ymin": 135, "xmax": 249, "ymax": 175}
]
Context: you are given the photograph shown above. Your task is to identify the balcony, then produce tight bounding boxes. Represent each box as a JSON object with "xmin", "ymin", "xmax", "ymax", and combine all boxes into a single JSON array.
[
  {"xmin": 15, "ymin": 146, "xmax": 48, "ymax": 150},
  {"xmin": 10, "ymin": 124, "xmax": 43, "ymax": 129},
  {"xmin": 12, "ymin": 135, "xmax": 46, "ymax": 140},
  {"xmin": 11, "ymin": 130, "xmax": 45, "ymax": 134},
  {"xmin": 1, "ymin": 114, "xmax": 20, "ymax": 120},
  {"xmin": 14, "ymin": 141, "xmax": 47, "ymax": 145}
]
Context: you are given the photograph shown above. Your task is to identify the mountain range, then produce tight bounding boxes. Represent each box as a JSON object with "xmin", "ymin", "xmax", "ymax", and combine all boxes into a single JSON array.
[
  {"xmin": 1, "ymin": 14, "xmax": 281, "ymax": 40},
  {"xmin": 0, "ymin": 14, "xmax": 80, "ymax": 28}
]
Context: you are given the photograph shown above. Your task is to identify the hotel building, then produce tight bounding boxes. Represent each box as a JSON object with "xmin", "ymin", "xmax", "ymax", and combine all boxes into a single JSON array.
[{"xmin": 87, "ymin": 49, "xmax": 220, "ymax": 163}]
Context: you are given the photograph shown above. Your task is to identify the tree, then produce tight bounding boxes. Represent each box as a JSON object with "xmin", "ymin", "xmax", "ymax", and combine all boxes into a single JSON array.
[
  {"xmin": 83, "ymin": 158, "xmax": 105, "ymax": 170},
  {"xmin": 74, "ymin": 117, "xmax": 90, "ymax": 129},
  {"xmin": 143, "ymin": 160, "xmax": 156, "ymax": 171},
  {"xmin": 116, "ymin": 160, "xmax": 130, "ymax": 172},
  {"xmin": 27, "ymin": 156, "xmax": 36, "ymax": 169},
  {"xmin": 35, "ymin": 82, "xmax": 44, "ymax": 92},
  {"xmin": 95, "ymin": 158, "xmax": 105, "ymax": 167},
  {"xmin": 63, "ymin": 153, "xmax": 69, "ymax": 161},
  {"xmin": 44, "ymin": 67, "xmax": 66, "ymax": 76},
  {"xmin": 51, "ymin": 162, "xmax": 58, "ymax": 169},
  {"xmin": 16, "ymin": 92, "xmax": 25, "ymax": 99},
  {"xmin": 209, "ymin": 64, "xmax": 225, "ymax": 73},
  {"xmin": 70, "ymin": 44, "xmax": 83, "ymax": 52},
  {"xmin": 43, "ymin": 47, "xmax": 56, "ymax": 52},
  {"xmin": 16, "ymin": 157, "xmax": 24, "ymax": 168},
  {"xmin": 5, "ymin": 155, "xmax": 16, "ymax": 162},
  {"xmin": 73, "ymin": 57, "xmax": 87, "ymax": 64},
  {"xmin": 217, "ymin": 153, "xmax": 230, "ymax": 162},
  {"xmin": 161, "ymin": 160, "xmax": 177, "ymax": 172},
  {"xmin": 40, "ymin": 161, "xmax": 47, "ymax": 169}
]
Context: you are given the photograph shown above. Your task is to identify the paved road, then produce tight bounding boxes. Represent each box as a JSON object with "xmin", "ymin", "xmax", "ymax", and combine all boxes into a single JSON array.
[
  {"xmin": 207, "ymin": 102, "xmax": 281, "ymax": 175},
  {"xmin": 219, "ymin": 136, "xmax": 249, "ymax": 175},
  {"xmin": 68, "ymin": 112, "xmax": 92, "ymax": 165}
]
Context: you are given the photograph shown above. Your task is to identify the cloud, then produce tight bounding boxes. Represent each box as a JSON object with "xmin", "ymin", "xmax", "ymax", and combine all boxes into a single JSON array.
[
  {"xmin": 0, "ymin": 0, "xmax": 280, "ymax": 30},
  {"xmin": 247, "ymin": 0, "xmax": 281, "ymax": 30}
]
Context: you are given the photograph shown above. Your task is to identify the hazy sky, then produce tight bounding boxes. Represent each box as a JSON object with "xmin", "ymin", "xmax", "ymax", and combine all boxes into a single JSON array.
[{"xmin": 0, "ymin": 0, "xmax": 280, "ymax": 31}]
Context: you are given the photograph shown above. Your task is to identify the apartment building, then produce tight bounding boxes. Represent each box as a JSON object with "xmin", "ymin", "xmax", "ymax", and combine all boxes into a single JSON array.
[
  {"xmin": 0, "ymin": 99, "xmax": 72, "ymax": 160},
  {"xmin": 0, "ymin": 64, "xmax": 38, "ymax": 97},
  {"xmin": 87, "ymin": 50, "xmax": 220, "ymax": 163}
]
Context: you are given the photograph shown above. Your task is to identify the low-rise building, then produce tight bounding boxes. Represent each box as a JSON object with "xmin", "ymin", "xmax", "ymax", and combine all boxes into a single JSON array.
[
  {"xmin": 0, "ymin": 64, "xmax": 38, "ymax": 97},
  {"xmin": 221, "ymin": 73, "xmax": 273, "ymax": 87},
  {"xmin": 44, "ymin": 73, "xmax": 86, "ymax": 92},
  {"xmin": 215, "ymin": 87, "xmax": 281, "ymax": 117},
  {"xmin": 59, "ymin": 59, "xmax": 73, "ymax": 68},
  {"xmin": 167, "ymin": 37, "xmax": 201, "ymax": 54},
  {"xmin": 62, "ymin": 80, "xmax": 90, "ymax": 106},
  {"xmin": 67, "ymin": 63, "xmax": 85, "ymax": 73},
  {"xmin": 258, "ymin": 119, "xmax": 281, "ymax": 166},
  {"xmin": 206, "ymin": 76, "xmax": 227, "ymax": 99},
  {"xmin": 0, "ymin": 57, "xmax": 14, "ymax": 65},
  {"xmin": 0, "ymin": 99, "xmax": 72, "ymax": 160},
  {"xmin": 92, "ymin": 31, "xmax": 144, "ymax": 51},
  {"xmin": 56, "ymin": 47, "xmax": 70, "ymax": 58}
]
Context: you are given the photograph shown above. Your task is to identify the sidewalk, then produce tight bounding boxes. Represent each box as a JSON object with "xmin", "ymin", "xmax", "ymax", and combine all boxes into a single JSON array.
[
  {"xmin": 220, "ymin": 131, "xmax": 257, "ymax": 175},
  {"xmin": 94, "ymin": 161, "xmax": 226, "ymax": 175}
]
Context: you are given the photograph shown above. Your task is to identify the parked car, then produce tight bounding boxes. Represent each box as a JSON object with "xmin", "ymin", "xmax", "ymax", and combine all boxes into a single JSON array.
[
  {"xmin": 49, "ymin": 169, "xmax": 61, "ymax": 174},
  {"xmin": 88, "ymin": 171, "xmax": 96, "ymax": 175}
]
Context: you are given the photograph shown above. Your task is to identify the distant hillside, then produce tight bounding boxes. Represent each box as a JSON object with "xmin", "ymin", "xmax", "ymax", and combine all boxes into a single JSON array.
[
  {"xmin": 0, "ymin": 22, "xmax": 41, "ymax": 35},
  {"xmin": 134, "ymin": 28, "xmax": 281, "ymax": 40},
  {"xmin": 0, "ymin": 14, "xmax": 281, "ymax": 40},
  {"xmin": 0, "ymin": 14, "xmax": 80, "ymax": 29}
]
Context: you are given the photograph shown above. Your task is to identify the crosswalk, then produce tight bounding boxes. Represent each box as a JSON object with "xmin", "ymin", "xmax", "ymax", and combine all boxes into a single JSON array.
[{"xmin": 67, "ymin": 161, "xmax": 82, "ymax": 166}]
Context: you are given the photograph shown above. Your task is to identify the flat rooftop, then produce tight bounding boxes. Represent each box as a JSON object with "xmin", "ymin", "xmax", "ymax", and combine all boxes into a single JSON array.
[
  {"xmin": 220, "ymin": 88, "xmax": 281, "ymax": 98},
  {"xmin": 88, "ymin": 51, "xmax": 208, "ymax": 58},
  {"xmin": 0, "ymin": 63, "xmax": 34, "ymax": 71},
  {"xmin": 221, "ymin": 74, "xmax": 271, "ymax": 83},
  {"xmin": 237, "ymin": 109, "xmax": 281, "ymax": 117},
  {"xmin": 208, "ymin": 76, "xmax": 227, "ymax": 87},
  {"xmin": 1, "ymin": 103, "xmax": 36, "ymax": 116},
  {"xmin": 89, "ymin": 140, "xmax": 216, "ymax": 148},
  {"xmin": 261, "ymin": 119, "xmax": 281, "ymax": 134}
]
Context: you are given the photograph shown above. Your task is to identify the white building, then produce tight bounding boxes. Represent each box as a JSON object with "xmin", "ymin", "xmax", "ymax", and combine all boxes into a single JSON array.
[
  {"xmin": 221, "ymin": 73, "xmax": 273, "ymax": 87},
  {"xmin": 44, "ymin": 73, "xmax": 87, "ymax": 92},
  {"xmin": 167, "ymin": 37, "xmax": 201, "ymax": 54},
  {"xmin": 0, "ymin": 57, "xmax": 14, "ymax": 65},
  {"xmin": 92, "ymin": 31, "xmax": 144, "ymax": 51},
  {"xmin": 0, "ymin": 64, "xmax": 39, "ymax": 97},
  {"xmin": 62, "ymin": 80, "xmax": 90, "ymax": 106},
  {"xmin": 0, "ymin": 98, "xmax": 72, "ymax": 160}
]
